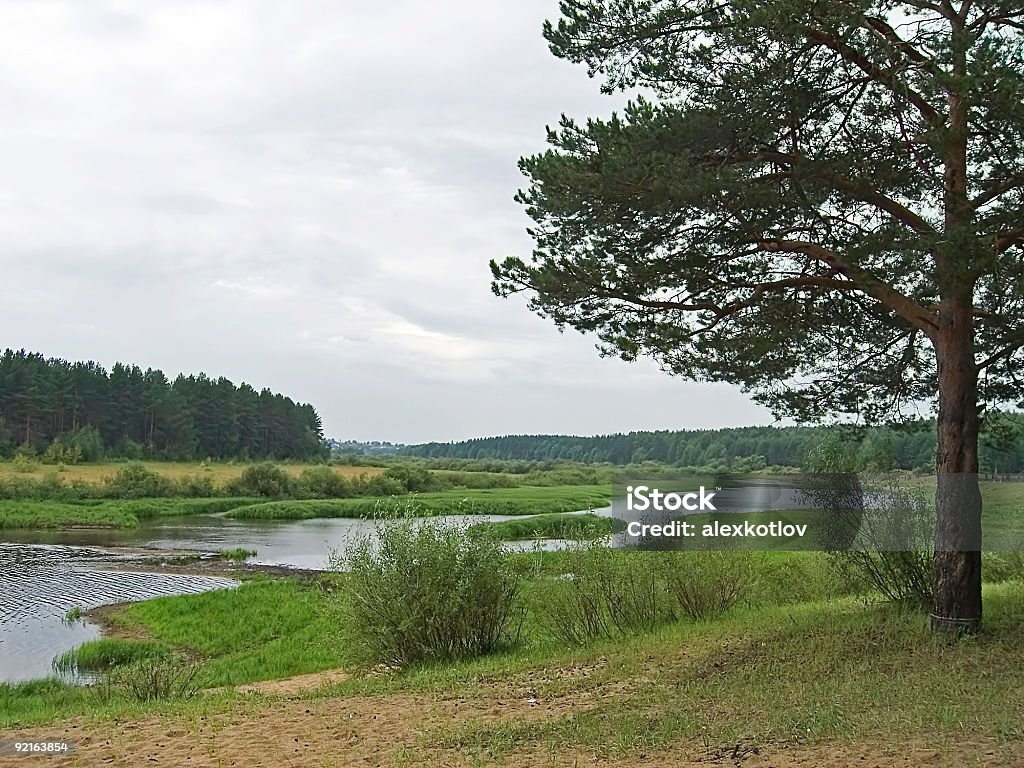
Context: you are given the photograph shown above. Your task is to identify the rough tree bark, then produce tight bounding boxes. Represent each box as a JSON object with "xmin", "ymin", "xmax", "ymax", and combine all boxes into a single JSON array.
[{"xmin": 931, "ymin": 299, "xmax": 983, "ymax": 633}]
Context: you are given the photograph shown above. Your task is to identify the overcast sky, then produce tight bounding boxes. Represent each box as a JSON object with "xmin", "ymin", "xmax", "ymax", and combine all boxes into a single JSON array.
[{"xmin": 0, "ymin": 0, "xmax": 775, "ymax": 444}]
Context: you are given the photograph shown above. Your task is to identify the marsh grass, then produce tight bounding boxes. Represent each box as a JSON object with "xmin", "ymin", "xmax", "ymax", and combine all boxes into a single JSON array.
[
  {"xmin": 218, "ymin": 548, "xmax": 256, "ymax": 561},
  {"xmin": 469, "ymin": 512, "xmax": 611, "ymax": 540},
  {"xmin": 225, "ymin": 485, "xmax": 612, "ymax": 520},
  {"xmin": 52, "ymin": 639, "xmax": 171, "ymax": 675},
  {"xmin": 0, "ymin": 497, "xmax": 264, "ymax": 529}
]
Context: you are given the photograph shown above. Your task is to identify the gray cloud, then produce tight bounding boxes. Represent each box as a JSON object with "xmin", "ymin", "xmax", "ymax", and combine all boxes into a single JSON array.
[{"xmin": 0, "ymin": 0, "xmax": 774, "ymax": 442}]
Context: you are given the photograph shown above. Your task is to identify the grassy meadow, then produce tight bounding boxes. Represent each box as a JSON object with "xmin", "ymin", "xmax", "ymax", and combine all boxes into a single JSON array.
[
  {"xmin": 0, "ymin": 459, "xmax": 383, "ymax": 486},
  {"xmin": 2, "ymin": 550, "xmax": 1023, "ymax": 765},
  {"xmin": 0, "ymin": 457, "xmax": 621, "ymax": 529}
]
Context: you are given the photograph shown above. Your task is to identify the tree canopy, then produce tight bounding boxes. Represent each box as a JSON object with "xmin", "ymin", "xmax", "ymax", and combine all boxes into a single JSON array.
[
  {"xmin": 0, "ymin": 349, "xmax": 326, "ymax": 461},
  {"xmin": 494, "ymin": 0, "xmax": 1023, "ymax": 420},
  {"xmin": 492, "ymin": 0, "xmax": 1024, "ymax": 631}
]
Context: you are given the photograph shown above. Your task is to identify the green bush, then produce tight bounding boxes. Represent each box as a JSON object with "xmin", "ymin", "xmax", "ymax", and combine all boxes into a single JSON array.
[
  {"xmin": 43, "ymin": 441, "xmax": 83, "ymax": 465},
  {"xmin": 826, "ymin": 479, "xmax": 934, "ymax": 608},
  {"xmin": 538, "ymin": 541, "xmax": 674, "ymax": 645},
  {"xmin": 44, "ymin": 427, "xmax": 104, "ymax": 464},
  {"xmin": 382, "ymin": 465, "xmax": 447, "ymax": 493},
  {"xmin": 983, "ymin": 551, "xmax": 1024, "ymax": 584},
  {"xmin": 358, "ymin": 474, "xmax": 407, "ymax": 497},
  {"xmin": 332, "ymin": 517, "xmax": 522, "ymax": 668},
  {"xmin": 298, "ymin": 466, "xmax": 352, "ymax": 498},
  {"xmin": 102, "ymin": 655, "xmax": 200, "ymax": 702},
  {"xmin": 175, "ymin": 472, "xmax": 217, "ymax": 498},
  {"xmin": 228, "ymin": 463, "xmax": 294, "ymax": 497},
  {"xmin": 658, "ymin": 551, "xmax": 753, "ymax": 620},
  {"xmin": 11, "ymin": 453, "xmax": 38, "ymax": 474},
  {"xmin": 103, "ymin": 462, "xmax": 175, "ymax": 498}
]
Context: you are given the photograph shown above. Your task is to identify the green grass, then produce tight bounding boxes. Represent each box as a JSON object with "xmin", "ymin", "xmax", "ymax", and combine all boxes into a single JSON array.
[
  {"xmin": 104, "ymin": 578, "xmax": 348, "ymax": 687},
  {"xmin": 224, "ymin": 485, "xmax": 613, "ymax": 520},
  {"xmin": 0, "ymin": 497, "xmax": 262, "ymax": 529},
  {"xmin": 4, "ymin": 546, "xmax": 1024, "ymax": 762},
  {"xmin": 218, "ymin": 548, "xmax": 257, "ymax": 561},
  {"xmin": 1, "ymin": 577, "xmax": 347, "ymax": 728},
  {"xmin": 52, "ymin": 638, "xmax": 171, "ymax": 674},
  {"xmin": 0, "ymin": 500, "xmax": 140, "ymax": 529},
  {"xmin": 471, "ymin": 512, "xmax": 612, "ymax": 540},
  {"xmin": 425, "ymin": 585, "xmax": 1024, "ymax": 759}
]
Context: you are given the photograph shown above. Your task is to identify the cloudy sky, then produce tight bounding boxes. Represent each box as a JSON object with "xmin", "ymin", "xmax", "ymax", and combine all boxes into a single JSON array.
[{"xmin": 0, "ymin": 0, "xmax": 774, "ymax": 444}]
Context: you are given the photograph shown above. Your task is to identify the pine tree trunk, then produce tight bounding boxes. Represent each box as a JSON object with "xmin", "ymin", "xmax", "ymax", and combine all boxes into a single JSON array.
[{"xmin": 931, "ymin": 301, "xmax": 982, "ymax": 633}]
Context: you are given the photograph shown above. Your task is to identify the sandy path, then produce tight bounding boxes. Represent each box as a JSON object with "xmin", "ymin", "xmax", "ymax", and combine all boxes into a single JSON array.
[{"xmin": 2, "ymin": 667, "xmax": 1020, "ymax": 768}]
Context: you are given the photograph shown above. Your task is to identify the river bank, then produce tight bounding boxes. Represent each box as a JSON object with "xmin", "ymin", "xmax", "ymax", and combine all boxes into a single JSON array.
[{"xmin": 3, "ymin": 578, "xmax": 1024, "ymax": 767}]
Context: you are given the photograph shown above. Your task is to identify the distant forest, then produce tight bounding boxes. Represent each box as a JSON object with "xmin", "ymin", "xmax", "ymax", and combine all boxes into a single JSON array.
[
  {"xmin": 0, "ymin": 349, "xmax": 325, "ymax": 461},
  {"xmin": 404, "ymin": 418, "xmax": 1024, "ymax": 474}
]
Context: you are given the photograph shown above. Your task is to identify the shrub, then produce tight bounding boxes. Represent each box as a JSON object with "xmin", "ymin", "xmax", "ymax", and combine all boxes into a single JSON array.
[
  {"xmin": 298, "ymin": 466, "xmax": 352, "ymax": 498},
  {"xmin": 118, "ymin": 439, "xmax": 146, "ymax": 460},
  {"xmin": 538, "ymin": 541, "xmax": 674, "ymax": 645},
  {"xmin": 983, "ymin": 551, "xmax": 1024, "ymax": 584},
  {"xmin": 103, "ymin": 463, "xmax": 174, "ymax": 498},
  {"xmin": 382, "ymin": 465, "xmax": 446, "ymax": 493},
  {"xmin": 58, "ymin": 426, "xmax": 104, "ymax": 462},
  {"xmin": 175, "ymin": 472, "xmax": 218, "ymax": 497},
  {"xmin": 357, "ymin": 474, "xmax": 407, "ymax": 497},
  {"xmin": 43, "ymin": 441, "xmax": 83, "ymax": 465},
  {"xmin": 11, "ymin": 453, "xmax": 38, "ymax": 474},
  {"xmin": 658, "ymin": 551, "xmax": 752, "ymax": 620},
  {"xmin": 826, "ymin": 478, "xmax": 934, "ymax": 607},
  {"xmin": 103, "ymin": 655, "xmax": 200, "ymax": 702},
  {"xmin": 332, "ymin": 517, "xmax": 522, "ymax": 668},
  {"xmin": 229, "ymin": 463, "xmax": 294, "ymax": 497}
]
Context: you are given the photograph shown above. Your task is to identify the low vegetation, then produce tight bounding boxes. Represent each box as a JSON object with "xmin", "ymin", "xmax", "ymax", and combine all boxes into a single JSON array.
[
  {"xmin": 333, "ymin": 518, "xmax": 522, "ymax": 668},
  {"xmin": 0, "ymin": 498, "xmax": 261, "ymax": 529},
  {"xmin": 470, "ymin": 512, "xmax": 612, "ymax": 540},
  {"xmin": 3, "ymin": 525, "xmax": 1024, "ymax": 766},
  {"xmin": 52, "ymin": 638, "xmax": 171, "ymax": 675},
  {"xmin": 224, "ymin": 485, "xmax": 613, "ymax": 520},
  {"xmin": 218, "ymin": 548, "xmax": 257, "ymax": 561}
]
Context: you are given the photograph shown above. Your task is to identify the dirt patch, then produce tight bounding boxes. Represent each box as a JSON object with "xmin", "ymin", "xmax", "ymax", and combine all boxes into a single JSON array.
[
  {"xmin": 80, "ymin": 603, "xmax": 151, "ymax": 641},
  {"xmin": 497, "ymin": 740, "xmax": 1023, "ymax": 767},
  {"xmin": 233, "ymin": 669, "xmax": 351, "ymax": 696},
  {"xmin": 0, "ymin": 686, "xmax": 582, "ymax": 768},
  {"xmin": 3, "ymin": 670, "xmax": 1017, "ymax": 768}
]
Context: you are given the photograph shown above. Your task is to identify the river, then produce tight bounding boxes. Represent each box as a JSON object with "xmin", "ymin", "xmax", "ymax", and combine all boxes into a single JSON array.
[{"xmin": 0, "ymin": 510, "xmax": 584, "ymax": 684}]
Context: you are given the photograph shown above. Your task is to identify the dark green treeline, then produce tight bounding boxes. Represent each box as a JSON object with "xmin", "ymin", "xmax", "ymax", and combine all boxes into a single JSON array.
[
  {"xmin": 0, "ymin": 349, "xmax": 325, "ymax": 460},
  {"xmin": 404, "ymin": 418, "xmax": 1024, "ymax": 474}
]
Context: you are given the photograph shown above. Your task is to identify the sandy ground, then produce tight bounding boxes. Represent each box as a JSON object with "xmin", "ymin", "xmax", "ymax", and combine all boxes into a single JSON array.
[{"xmin": 2, "ymin": 668, "xmax": 1020, "ymax": 768}]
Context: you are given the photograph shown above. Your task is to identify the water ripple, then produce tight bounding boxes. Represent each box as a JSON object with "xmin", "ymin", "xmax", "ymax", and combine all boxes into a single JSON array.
[{"xmin": 0, "ymin": 543, "xmax": 236, "ymax": 683}]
